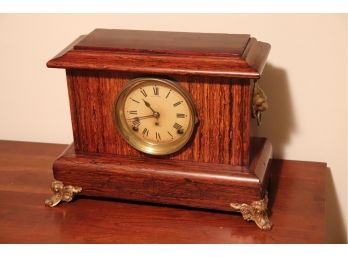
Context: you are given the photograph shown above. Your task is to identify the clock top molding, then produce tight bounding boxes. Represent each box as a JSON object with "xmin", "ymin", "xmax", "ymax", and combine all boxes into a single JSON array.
[{"xmin": 47, "ymin": 29, "xmax": 270, "ymax": 79}]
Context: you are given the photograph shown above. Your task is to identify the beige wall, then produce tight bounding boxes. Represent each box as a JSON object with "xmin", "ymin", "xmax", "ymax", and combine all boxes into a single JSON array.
[{"xmin": 0, "ymin": 14, "xmax": 346, "ymax": 242}]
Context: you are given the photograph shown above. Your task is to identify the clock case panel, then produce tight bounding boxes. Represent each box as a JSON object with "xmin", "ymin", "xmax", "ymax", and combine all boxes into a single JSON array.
[
  {"xmin": 47, "ymin": 29, "xmax": 272, "ymax": 223},
  {"xmin": 65, "ymin": 70, "xmax": 251, "ymax": 166},
  {"xmin": 53, "ymin": 137, "xmax": 271, "ymax": 211}
]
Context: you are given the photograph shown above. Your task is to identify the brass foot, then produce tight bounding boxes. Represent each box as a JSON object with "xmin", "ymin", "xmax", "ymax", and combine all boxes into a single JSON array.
[
  {"xmin": 230, "ymin": 192, "xmax": 272, "ymax": 230},
  {"xmin": 45, "ymin": 180, "xmax": 82, "ymax": 207}
]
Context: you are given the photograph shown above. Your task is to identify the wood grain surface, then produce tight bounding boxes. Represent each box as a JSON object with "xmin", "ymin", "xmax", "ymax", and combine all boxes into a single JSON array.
[
  {"xmin": 66, "ymin": 70, "xmax": 251, "ymax": 166},
  {"xmin": 0, "ymin": 140, "xmax": 327, "ymax": 243},
  {"xmin": 47, "ymin": 29, "xmax": 270, "ymax": 79},
  {"xmin": 47, "ymin": 29, "xmax": 271, "ymax": 167},
  {"xmin": 53, "ymin": 138, "xmax": 272, "ymax": 211},
  {"xmin": 74, "ymin": 29, "xmax": 251, "ymax": 57}
]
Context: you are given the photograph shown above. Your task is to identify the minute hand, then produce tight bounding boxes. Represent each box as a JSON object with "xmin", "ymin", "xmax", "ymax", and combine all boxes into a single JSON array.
[{"xmin": 127, "ymin": 114, "xmax": 155, "ymax": 121}]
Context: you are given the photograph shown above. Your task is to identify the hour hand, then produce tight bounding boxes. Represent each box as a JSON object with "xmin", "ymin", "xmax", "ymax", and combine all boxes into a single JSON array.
[
  {"xmin": 142, "ymin": 99, "xmax": 152, "ymax": 109},
  {"xmin": 142, "ymin": 99, "xmax": 160, "ymax": 118}
]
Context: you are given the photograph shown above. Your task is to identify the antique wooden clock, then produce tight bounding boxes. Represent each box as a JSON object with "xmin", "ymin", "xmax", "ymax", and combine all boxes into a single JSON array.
[{"xmin": 45, "ymin": 29, "xmax": 272, "ymax": 230}]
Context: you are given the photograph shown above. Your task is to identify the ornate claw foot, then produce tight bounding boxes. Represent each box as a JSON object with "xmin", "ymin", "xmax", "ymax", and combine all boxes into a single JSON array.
[
  {"xmin": 230, "ymin": 192, "xmax": 272, "ymax": 230},
  {"xmin": 45, "ymin": 180, "xmax": 82, "ymax": 207}
]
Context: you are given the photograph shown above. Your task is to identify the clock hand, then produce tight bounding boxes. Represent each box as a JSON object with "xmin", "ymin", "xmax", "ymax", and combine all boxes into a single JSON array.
[
  {"xmin": 127, "ymin": 114, "xmax": 156, "ymax": 121},
  {"xmin": 142, "ymin": 99, "xmax": 156, "ymax": 112},
  {"xmin": 142, "ymin": 99, "xmax": 160, "ymax": 118}
]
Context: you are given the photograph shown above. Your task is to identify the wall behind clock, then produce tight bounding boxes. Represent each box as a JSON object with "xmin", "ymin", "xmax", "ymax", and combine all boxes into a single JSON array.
[{"xmin": 0, "ymin": 13, "xmax": 346, "ymax": 242}]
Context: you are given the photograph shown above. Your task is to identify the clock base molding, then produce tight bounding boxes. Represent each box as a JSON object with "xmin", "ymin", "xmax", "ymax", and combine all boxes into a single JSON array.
[{"xmin": 47, "ymin": 137, "xmax": 272, "ymax": 229}]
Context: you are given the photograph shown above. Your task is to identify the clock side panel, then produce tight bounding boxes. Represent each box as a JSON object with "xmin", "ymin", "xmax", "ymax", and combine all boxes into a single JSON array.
[
  {"xmin": 173, "ymin": 75, "xmax": 251, "ymax": 166},
  {"xmin": 66, "ymin": 70, "xmax": 142, "ymax": 157},
  {"xmin": 65, "ymin": 70, "xmax": 251, "ymax": 166}
]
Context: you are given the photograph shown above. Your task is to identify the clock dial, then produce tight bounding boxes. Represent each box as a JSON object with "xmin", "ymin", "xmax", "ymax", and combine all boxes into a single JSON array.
[
  {"xmin": 114, "ymin": 78, "xmax": 198, "ymax": 155},
  {"xmin": 124, "ymin": 84, "xmax": 191, "ymax": 143}
]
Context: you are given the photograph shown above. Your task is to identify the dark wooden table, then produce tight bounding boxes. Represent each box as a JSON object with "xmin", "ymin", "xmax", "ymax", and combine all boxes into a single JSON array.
[{"xmin": 0, "ymin": 140, "xmax": 326, "ymax": 243}]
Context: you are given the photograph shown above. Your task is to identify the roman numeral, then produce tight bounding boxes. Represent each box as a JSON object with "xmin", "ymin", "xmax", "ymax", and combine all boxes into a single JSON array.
[
  {"xmin": 142, "ymin": 128, "xmax": 149, "ymax": 136},
  {"xmin": 173, "ymin": 101, "xmax": 183, "ymax": 107},
  {"xmin": 167, "ymin": 131, "xmax": 174, "ymax": 139},
  {"xmin": 173, "ymin": 123, "xmax": 184, "ymax": 134},
  {"xmin": 153, "ymin": 86, "xmax": 159, "ymax": 96},
  {"xmin": 132, "ymin": 119, "xmax": 140, "ymax": 131},
  {"xmin": 140, "ymin": 88, "xmax": 147, "ymax": 97},
  {"xmin": 156, "ymin": 132, "xmax": 161, "ymax": 141},
  {"xmin": 128, "ymin": 110, "xmax": 137, "ymax": 115},
  {"xmin": 130, "ymin": 98, "xmax": 140, "ymax": 103},
  {"xmin": 166, "ymin": 90, "xmax": 172, "ymax": 99},
  {"xmin": 173, "ymin": 123, "xmax": 183, "ymax": 130},
  {"xmin": 176, "ymin": 113, "xmax": 185, "ymax": 118},
  {"xmin": 132, "ymin": 119, "xmax": 140, "ymax": 127}
]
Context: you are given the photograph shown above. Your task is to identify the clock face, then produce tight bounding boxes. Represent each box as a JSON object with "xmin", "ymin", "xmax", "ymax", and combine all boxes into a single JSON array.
[{"xmin": 114, "ymin": 78, "xmax": 198, "ymax": 155}]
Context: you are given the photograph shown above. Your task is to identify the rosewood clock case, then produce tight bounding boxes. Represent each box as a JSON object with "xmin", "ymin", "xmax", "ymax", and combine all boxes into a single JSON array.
[{"xmin": 46, "ymin": 29, "xmax": 272, "ymax": 229}]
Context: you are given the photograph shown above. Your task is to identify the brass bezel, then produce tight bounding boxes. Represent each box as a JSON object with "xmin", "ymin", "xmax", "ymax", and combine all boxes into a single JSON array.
[{"xmin": 113, "ymin": 77, "xmax": 198, "ymax": 156}]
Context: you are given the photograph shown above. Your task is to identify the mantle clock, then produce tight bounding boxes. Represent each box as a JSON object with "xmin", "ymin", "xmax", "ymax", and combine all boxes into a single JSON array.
[{"xmin": 45, "ymin": 29, "xmax": 272, "ymax": 230}]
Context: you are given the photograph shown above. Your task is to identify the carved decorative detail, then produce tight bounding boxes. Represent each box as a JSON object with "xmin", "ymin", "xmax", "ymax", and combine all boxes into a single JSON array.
[
  {"xmin": 252, "ymin": 81, "xmax": 268, "ymax": 126},
  {"xmin": 230, "ymin": 192, "xmax": 272, "ymax": 230},
  {"xmin": 45, "ymin": 180, "xmax": 82, "ymax": 207}
]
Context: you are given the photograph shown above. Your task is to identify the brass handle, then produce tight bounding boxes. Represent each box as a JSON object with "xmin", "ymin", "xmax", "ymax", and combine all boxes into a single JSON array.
[{"xmin": 252, "ymin": 81, "xmax": 268, "ymax": 126}]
